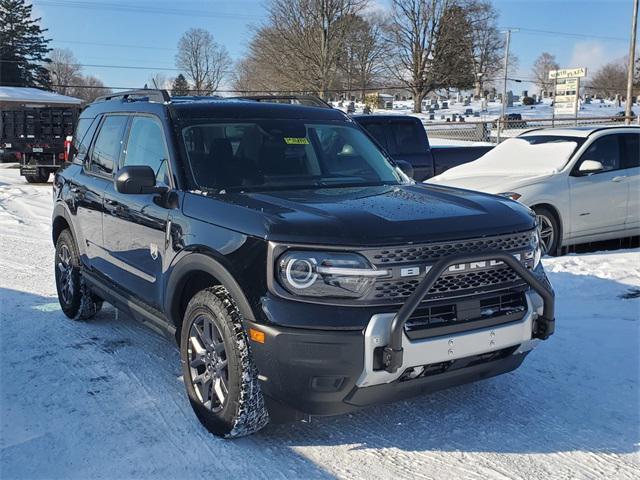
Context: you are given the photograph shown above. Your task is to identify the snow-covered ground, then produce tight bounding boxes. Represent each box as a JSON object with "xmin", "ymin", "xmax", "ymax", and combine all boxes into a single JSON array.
[{"xmin": 0, "ymin": 165, "xmax": 638, "ymax": 479}]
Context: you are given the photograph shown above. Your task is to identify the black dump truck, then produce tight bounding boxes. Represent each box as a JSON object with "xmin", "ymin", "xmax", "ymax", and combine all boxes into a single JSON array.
[
  {"xmin": 0, "ymin": 87, "xmax": 81, "ymax": 182},
  {"xmin": 52, "ymin": 90, "xmax": 554, "ymax": 438}
]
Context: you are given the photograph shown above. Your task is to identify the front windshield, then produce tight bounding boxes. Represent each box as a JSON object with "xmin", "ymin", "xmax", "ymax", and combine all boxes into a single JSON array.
[
  {"xmin": 181, "ymin": 120, "xmax": 404, "ymax": 191},
  {"xmin": 439, "ymin": 135, "xmax": 583, "ymax": 178}
]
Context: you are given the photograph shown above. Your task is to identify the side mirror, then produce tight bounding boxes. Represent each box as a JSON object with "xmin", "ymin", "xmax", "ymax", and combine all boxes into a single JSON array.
[
  {"xmin": 395, "ymin": 160, "xmax": 414, "ymax": 179},
  {"xmin": 115, "ymin": 165, "xmax": 167, "ymax": 195},
  {"xmin": 578, "ymin": 159, "xmax": 604, "ymax": 175}
]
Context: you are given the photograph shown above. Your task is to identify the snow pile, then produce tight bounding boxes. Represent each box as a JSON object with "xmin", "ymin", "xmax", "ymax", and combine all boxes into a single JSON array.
[{"xmin": 0, "ymin": 166, "xmax": 638, "ymax": 479}]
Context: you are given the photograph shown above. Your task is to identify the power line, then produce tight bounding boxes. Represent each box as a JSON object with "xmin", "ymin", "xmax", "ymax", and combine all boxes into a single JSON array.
[
  {"xmin": 53, "ymin": 39, "xmax": 176, "ymax": 52},
  {"xmin": 0, "ymin": 59, "xmax": 179, "ymax": 71},
  {"xmin": 505, "ymin": 27, "xmax": 628, "ymax": 42},
  {"xmin": 33, "ymin": 0, "xmax": 261, "ymax": 21}
]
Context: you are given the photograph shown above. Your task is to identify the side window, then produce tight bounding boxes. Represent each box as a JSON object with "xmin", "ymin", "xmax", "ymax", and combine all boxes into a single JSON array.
[
  {"xmin": 390, "ymin": 121, "xmax": 427, "ymax": 155},
  {"xmin": 123, "ymin": 116, "xmax": 170, "ymax": 184},
  {"xmin": 72, "ymin": 117, "xmax": 95, "ymax": 160},
  {"xmin": 578, "ymin": 135, "xmax": 621, "ymax": 173},
  {"xmin": 361, "ymin": 122, "xmax": 388, "ymax": 151},
  {"xmin": 89, "ymin": 115, "xmax": 128, "ymax": 176},
  {"xmin": 621, "ymin": 133, "xmax": 639, "ymax": 169}
]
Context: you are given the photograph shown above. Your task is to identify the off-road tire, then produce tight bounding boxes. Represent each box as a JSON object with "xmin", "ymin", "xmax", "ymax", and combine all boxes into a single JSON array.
[
  {"xmin": 54, "ymin": 229, "xmax": 103, "ymax": 320},
  {"xmin": 533, "ymin": 206, "xmax": 561, "ymax": 256},
  {"xmin": 180, "ymin": 286, "xmax": 269, "ymax": 438}
]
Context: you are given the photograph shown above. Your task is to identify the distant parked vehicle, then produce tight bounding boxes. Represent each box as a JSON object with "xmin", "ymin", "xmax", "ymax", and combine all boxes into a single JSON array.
[
  {"xmin": 613, "ymin": 111, "xmax": 637, "ymax": 121},
  {"xmin": 428, "ymin": 126, "xmax": 640, "ymax": 254},
  {"xmin": 0, "ymin": 87, "xmax": 81, "ymax": 183},
  {"xmin": 353, "ymin": 114, "xmax": 493, "ymax": 181}
]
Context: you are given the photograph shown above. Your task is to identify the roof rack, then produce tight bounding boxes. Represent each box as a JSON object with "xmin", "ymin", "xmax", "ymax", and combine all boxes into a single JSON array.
[
  {"xmin": 231, "ymin": 95, "xmax": 332, "ymax": 109},
  {"xmin": 94, "ymin": 89, "xmax": 171, "ymax": 104}
]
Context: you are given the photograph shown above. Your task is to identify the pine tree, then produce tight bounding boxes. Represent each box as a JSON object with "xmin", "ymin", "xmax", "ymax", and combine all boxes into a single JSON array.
[
  {"xmin": 0, "ymin": 0, "xmax": 52, "ymax": 87},
  {"xmin": 171, "ymin": 74, "xmax": 190, "ymax": 96}
]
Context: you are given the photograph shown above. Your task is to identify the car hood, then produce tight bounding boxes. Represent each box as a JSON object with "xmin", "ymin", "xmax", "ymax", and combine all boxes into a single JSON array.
[
  {"xmin": 182, "ymin": 184, "xmax": 535, "ymax": 246},
  {"xmin": 427, "ymin": 173, "xmax": 554, "ymax": 194}
]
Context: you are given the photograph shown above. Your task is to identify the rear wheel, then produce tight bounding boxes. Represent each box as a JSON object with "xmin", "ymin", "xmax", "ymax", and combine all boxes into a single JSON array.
[
  {"xmin": 533, "ymin": 206, "xmax": 560, "ymax": 256},
  {"xmin": 54, "ymin": 229, "xmax": 103, "ymax": 320},
  {"xmin": 180, "ymin": 286, "xmax": 269, "ymax": 438},
  {"xmin": 24, "ymin": 161, "xmax": 50, "ymax": 183}
]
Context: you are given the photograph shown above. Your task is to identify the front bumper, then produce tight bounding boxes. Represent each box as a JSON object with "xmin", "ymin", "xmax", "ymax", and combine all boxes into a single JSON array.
[{"xmin": 249, "ymin": 288, "xmax": 550, "ymax": 417}]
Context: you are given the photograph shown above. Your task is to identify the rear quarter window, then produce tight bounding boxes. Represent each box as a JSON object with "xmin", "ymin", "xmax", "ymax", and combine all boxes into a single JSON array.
[{"xmin": 72, "ymin": 117, "xmax": 96, "ymax": 162}]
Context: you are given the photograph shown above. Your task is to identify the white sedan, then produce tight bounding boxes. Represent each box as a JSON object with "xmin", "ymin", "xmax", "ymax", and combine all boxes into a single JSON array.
[{"xmin": 428, "ymin": 126, "xmax": 639, "ymax": 254}]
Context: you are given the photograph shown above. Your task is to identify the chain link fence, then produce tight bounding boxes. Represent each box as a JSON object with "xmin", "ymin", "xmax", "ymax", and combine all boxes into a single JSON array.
[{"xmin": 423, "ymin": 116, "xmax": 639, "ymax": 146}]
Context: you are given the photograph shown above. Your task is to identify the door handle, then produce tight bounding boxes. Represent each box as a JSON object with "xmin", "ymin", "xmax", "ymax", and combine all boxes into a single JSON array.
[{"xmin": 611, "ymin": 176, "xmax": 626, "ymax": 182}]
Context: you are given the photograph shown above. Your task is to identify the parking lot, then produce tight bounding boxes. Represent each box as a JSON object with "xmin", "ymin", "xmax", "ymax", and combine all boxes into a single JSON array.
[{"xmin": 0, "ymin": 164, "xmax": 638, "ymax": 479}]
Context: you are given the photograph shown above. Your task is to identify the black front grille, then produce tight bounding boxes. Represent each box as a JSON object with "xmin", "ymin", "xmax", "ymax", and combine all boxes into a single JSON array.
[
  {"xmin": 404, "ymin": 291, "xmax": 527, "ymax": 339},
  {"xmin": 363, "ymin": 232, "xmax": 533, "ymax": 265},
  {"xmin": 362, "ymin": 230, "xmax": 535, "ymax": 304},
  {"xmin": 373, "ymin": 266, "xmax": 525, "ymax": 301}
]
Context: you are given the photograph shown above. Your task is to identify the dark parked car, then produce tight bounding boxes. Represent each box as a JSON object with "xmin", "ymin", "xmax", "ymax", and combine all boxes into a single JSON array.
[
  {"xmin": 353, "ymin": 115, "xmax": 493, "ymax": 181},
  {"xmin": 52, "ymin": 90, "xmax": 554, "ymax": 438}
]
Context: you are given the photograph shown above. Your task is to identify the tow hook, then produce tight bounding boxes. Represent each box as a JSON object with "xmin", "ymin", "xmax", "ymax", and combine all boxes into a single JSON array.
[{"xmin": 382, "ymin": 346, "xmax": 404, "ymax": 373}]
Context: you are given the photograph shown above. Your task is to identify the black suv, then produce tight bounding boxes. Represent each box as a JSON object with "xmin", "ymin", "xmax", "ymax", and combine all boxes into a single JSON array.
[{"xmin": 52, "ymin": 90, "xmax": 555, "ymax": 438}]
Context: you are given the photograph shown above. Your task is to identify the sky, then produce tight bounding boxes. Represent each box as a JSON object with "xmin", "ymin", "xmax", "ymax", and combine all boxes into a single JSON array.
[{"xmin": 31, "ymin": 0, "xmax": 636, "ymax": 94}]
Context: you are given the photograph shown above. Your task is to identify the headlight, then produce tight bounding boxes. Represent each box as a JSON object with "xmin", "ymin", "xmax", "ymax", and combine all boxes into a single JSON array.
[
  {"xmin": 277, "ymin": 251, "xmax": 387, "ymax": 298},
  {"xmin": 498, "ymin": 192, "xmax": 522, "ymax": 201},
  {"xmin": 531, "ymin": 229, "xmax": 543, "ymax": 268}
]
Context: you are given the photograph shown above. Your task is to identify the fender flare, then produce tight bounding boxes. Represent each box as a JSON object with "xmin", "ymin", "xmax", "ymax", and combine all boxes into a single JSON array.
[
  {"xmin": 52, "ymin": 202, "xmax": 82, "ymax": 250},
  {"xmin": 164, "ymin": 250, "xmax": 257, "ymax": 328}
]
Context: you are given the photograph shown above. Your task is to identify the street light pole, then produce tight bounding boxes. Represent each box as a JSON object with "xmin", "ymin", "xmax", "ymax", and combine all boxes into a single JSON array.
[{"xmin": 625, "ymin": 0, "xmax": 638, "ymax": 124}]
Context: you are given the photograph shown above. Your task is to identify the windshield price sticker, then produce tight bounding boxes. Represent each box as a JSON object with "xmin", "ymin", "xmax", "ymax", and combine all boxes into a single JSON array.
[{"xmin": 284, "ymin": 137, "xmax": 309, "ymax": 145}]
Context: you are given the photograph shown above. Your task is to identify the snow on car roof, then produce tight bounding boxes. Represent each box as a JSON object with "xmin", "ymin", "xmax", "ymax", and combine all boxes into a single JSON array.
[
  {"xmin": 0, "ymin": 87, "xmax": 82, "ymax": 105},
  {"xmin": 521, "ymin": 125, "xmax": 640, "ymax": 138}
]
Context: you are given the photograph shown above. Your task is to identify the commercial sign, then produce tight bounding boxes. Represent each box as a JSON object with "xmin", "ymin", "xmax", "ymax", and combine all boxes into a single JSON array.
[
  {"xmin": 549, "ymin": 67, "xmax": 587, "ymax": 80},
  {"xmin": 551, "ymin": 68, "xmax": 585, "ymax": 116}
]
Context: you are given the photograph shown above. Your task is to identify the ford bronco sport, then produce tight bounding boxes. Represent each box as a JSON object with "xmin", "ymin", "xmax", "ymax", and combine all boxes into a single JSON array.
[{"xmin": 52, "ymin": 90, "xmax": 554, "ymax": 438}]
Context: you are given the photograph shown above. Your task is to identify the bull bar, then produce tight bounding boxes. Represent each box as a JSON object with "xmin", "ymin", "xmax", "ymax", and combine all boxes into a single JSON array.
[{"xmin": 381, "ymin": 250, "xmax": 555, "ymax": 373}]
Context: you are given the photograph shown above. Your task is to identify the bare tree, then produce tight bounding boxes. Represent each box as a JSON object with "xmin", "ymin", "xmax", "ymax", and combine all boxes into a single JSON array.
[
  {"xmin": 532, "ymin": 52, "xmax": 559, "ymax": 97},
  {"xmin": 386, "ymin": 0, "xmax": 450, "ymax": 113},
  {"xmin": 243, "ymin": 0, "xmax": 368, "ymax": 99},
  {"xmin": 589, "ymin": 59, "xmax": 630, "ymax": 98},
  {"xmin": 48, "ymin": 48, "xmax": 82, "ymax": 96},
  {"xmin": 340, "ymin": 13, "xmax": 388, "ymax": 100},
  {"xmin": 462, "ymin": 0, "xmax": 503, "ymax": 97},
  {"xmin": 69, "ymin": 75, "xmax": 110, "ymax": 103},
  {"xmin": 175, "ymin": 28, "xmax": 231, "ymax": 95}
]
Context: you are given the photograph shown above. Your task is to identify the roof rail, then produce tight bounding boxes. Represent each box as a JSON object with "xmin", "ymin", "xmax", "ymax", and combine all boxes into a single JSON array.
[
  {"xmin": 231, "ymin": 95, "xmax": 332, "ymax": 109},
  {"xmin": 94, "ymin": 89, "xmax": 171, "ymax": 104}
]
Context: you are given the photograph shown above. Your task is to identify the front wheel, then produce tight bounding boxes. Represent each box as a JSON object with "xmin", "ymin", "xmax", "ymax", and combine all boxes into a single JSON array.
[
  {"xmin": 533, "ymin": 206, "xmax": 560, "ymax": 256},
  {"xmin": 55, "ymin": 229, "xmax": 103, "ymax": 319},
  {"xmin": 180, "ymin": 286, "xmax": 269, "ymax": 438}
]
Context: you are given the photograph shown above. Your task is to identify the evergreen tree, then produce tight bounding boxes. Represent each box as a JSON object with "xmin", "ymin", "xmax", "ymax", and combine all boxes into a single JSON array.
[
  {"xmin": 0, "ymin": 0, "xmax": 51, "ymax": 87},
  {"xmin": 171, "ymin": 74, "xmax": 190, "ymax": 96}
]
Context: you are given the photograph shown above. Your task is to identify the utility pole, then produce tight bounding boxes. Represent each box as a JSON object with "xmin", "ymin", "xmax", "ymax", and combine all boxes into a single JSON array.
[
  {"xmin": 497, "ymin": 29, "xmax": 516, "ymax": 142},
  {"xmin": 625, "ymin": 0, "xmax": 638, "ymax": 125}
]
